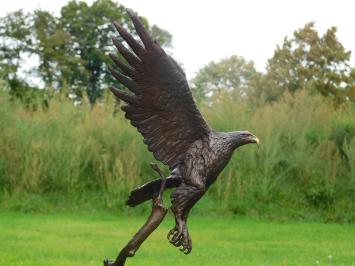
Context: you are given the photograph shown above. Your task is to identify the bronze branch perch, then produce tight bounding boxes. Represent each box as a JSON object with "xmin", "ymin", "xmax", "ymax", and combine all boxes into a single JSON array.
[
  {"xmin": 104, "ymin": 9, "xmax": 259, "ymax": 265},
  {"xmin": 104, "ymin": 163, "xmax": 168, "ymax": 266}
]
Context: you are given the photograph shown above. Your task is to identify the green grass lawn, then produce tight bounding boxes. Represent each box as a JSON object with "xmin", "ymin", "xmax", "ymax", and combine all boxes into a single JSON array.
[{"xmin": 0, "ymin": 210, "xmax": 354, "ymax": 266}]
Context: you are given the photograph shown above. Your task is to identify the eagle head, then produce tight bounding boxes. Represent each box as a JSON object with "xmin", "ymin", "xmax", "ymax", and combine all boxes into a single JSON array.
[{"xmin": 232, "ymin": 131, "xmax": 259, "ymax": 149}]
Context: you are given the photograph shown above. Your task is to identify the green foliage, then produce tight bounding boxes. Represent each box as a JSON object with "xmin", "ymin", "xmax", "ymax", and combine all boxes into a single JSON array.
[
  {"xmin": 0, "ymin": 10, "xmax": 34, "ymax": 99},
  {"xmin": 0, "ymin": 89, "xmax": 354, "ymax": 221},
  {"xmin": 59, "ymin": 0, "xmax": 171, "ymax": 105},
  {"xmin": 0, "ymin": 77, "xmax": 51, "ymax": 111},
  {"xmin": 263, "ymin": 22, "xmax": 354, "ymax": 103},
  {"xmin": 0, "ymin": 10, "xmax": 32, "ymax": 79},
  {"xmin": 150, "ymin": 25, "xmax": 172, "ymax": 49},
  {"xmin": 0, "ymin": 0, "xmax": 172, "ymax": 105},
  {"xmin": 32, "ymin": 10, "xmax": 62, "ymax": 88},
  {"xmin": 191, "ymin": 55, "xmax": 261, "ymax": 102}
]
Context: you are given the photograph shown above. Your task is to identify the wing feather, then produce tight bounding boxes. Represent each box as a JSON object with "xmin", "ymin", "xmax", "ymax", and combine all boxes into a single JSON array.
[{"xmin": 109, "ymin": 9, "xmax": 210, "ymax": 169}]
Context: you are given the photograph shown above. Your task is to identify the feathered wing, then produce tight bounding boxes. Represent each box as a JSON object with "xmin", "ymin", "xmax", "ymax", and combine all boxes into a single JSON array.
[{"xmin": 109, "ymin": 9, "xmax": 210, "ymax": 170}]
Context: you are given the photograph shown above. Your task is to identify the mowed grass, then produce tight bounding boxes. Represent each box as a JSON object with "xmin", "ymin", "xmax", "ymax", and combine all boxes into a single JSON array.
[{"xmin": 0, "ymin": 211, "xmax": 354, "ymax": 266}]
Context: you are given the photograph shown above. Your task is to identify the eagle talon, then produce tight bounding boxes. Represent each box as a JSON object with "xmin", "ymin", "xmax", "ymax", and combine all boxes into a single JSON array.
[
  {"xmin": 169, "ymin": 234, "xmax": 182, "ymax": 246},
  {"xmin": 172, "ymin": 240, "xmax": 182, "ymax": 247},
  {"xmin": 168, "ymin": 222, "xmax": 192, "ymax": 254},
  {"xmin": 171, "ymin": 235, "xmax": 183, "ymax": 246},
  {"xmin": 167, "ymin": 228, "xmax": 176, "ymax": 240}
]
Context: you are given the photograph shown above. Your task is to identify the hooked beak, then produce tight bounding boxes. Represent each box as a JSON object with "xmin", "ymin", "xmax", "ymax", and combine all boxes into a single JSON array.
[
  {"xmin": 247, "ymin": 133, "xmax": 259, "ymax": 148},
  {"xmin": 235, "ymin": 131, "xmax": 260, "ymax": 149},
  {"xmin": 254, "ymin": 136, "xmax": 260, "ymax": 148}
]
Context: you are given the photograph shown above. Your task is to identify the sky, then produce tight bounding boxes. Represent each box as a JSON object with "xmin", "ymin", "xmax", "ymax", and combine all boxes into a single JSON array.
[{"xmin": 1, "ymin": 0, "xmax": 354, "ymax": 79}]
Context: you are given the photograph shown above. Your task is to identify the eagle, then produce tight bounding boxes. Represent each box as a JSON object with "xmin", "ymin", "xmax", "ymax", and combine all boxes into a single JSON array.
[{"xmin": 108, "ymin": 9, "xmax": 259, "ymax": 255}]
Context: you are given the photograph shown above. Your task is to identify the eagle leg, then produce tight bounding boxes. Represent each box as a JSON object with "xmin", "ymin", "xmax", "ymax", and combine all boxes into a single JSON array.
[{"xmin": 168, "ymin": 182, "xmax": 206, "ymax": 254}]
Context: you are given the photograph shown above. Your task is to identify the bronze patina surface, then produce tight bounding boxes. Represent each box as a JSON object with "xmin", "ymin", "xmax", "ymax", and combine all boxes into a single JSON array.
[{"xmin": 105, "ymin": 9, "xmax": 259, "ymax": 266}]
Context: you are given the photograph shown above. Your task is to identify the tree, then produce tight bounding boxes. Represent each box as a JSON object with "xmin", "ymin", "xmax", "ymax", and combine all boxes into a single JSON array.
[
  {"xmin": 32, "ymin": 10, "xmax": 58, "ymax": 88},
  {"xmin": 191, "ymin": 55, "xmax": 261, "ymax": 102},
  {"xmin": 150, "ymin": 25, "xmax": 172, "ymax": 49},
  {"xmin": 0, "ymin": 0, "xmax": 173, "ymax": 106},
  {"xmin": 59, "ymin": 0, "xmax": 172, "ymax": 105},
  {"xmin": 264, "ymin": 22, "xmax": 354, "ymax": 103},
  {"xmin": 0, "ymin": 10, "xmax": 33, "ymax": 98}
]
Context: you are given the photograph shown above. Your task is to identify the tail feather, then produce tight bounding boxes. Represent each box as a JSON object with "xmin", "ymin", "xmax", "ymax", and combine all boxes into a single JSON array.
[{"xmin": 126, "ymin": 176, "xmax": 182, "ymax": 207}]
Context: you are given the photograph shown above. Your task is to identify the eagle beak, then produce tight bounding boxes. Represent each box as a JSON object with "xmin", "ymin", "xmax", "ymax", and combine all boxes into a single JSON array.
[{"xmin": 254, "ymin": 136, "xmax": 260, "ymax": 148}]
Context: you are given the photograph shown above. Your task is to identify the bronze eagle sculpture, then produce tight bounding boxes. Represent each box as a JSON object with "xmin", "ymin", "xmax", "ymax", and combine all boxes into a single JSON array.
[{"xmin": 106, "ymin": 9, "xmax": 259, "ymax": 265}]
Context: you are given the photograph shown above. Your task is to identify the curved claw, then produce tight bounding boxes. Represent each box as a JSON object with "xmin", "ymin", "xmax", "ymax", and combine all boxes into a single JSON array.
[
  {"xmin": 179, "ymin": 238, "xmax": 192, "ymax": 254},
  {"xmin": 171, "ymin": 236, "xmax": 182, "ymax": 247},
  {"xmin": 184, "ymin": 245, "xmax": 192, "ymax": 255},
  {"xmin": 172, "ymin": 240, "xmax": 182, "ymax": 247},
  {"xmin": 167, "ymin": 224, "xmax": 192, "ymax": 255},
  {"xmin": 167, "ymin": 228, "xmax": 176, "ymax": 240},
  {"xmin": 169, "ymin": 229, "xmax": 182, "ymax": 246},
  {"xmin": 171, "ymin": 232, "xmax": 182, "ymax": 242}
]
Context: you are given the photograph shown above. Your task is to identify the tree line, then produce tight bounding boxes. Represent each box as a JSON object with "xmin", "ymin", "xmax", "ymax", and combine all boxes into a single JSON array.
[
  {"xmin": 192, "ymin": 23, "xmax": 355, "ymax": 105},
  {"xmin": 0, "ymin": 0, "xmax": 172, "ymax": 106},
  {"xmin": 0, "ymin": 0, "xmax": 354, "ymax": 108}
]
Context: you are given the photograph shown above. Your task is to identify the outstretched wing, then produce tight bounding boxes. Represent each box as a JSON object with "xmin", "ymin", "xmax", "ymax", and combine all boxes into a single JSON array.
[{"xmin": 109, "ymin": 9, "xmax": 210, "ymax": 170}]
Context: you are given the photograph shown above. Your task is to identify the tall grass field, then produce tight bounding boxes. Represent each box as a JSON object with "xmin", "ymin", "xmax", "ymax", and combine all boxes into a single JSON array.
[{"xmin": 0, "ymin": 89, "xmax": 354, "ymax": 221}]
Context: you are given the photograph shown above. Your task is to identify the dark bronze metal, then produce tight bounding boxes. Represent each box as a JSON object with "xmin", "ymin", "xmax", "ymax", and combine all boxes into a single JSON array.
[
  {"xmin": 104, "ymin": 163, "xmax": 168, "ymax": 266},
  {"xmin": 106, "ymin": 8, "xmax": 259, "ymax": 265}
]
